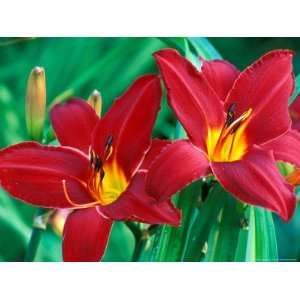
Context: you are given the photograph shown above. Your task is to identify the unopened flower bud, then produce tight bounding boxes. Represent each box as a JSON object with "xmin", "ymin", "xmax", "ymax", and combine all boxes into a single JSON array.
[
  {"xmin": 25, "ymin": 66, "xmax": 46, "ymax": 141},
  {"xmin": 88, "ymin": 89, "xmax": 102, "ymax": 116},
  {"xmin": 50, "ymin": 209, "xmax": 71, "ymax": 236}
]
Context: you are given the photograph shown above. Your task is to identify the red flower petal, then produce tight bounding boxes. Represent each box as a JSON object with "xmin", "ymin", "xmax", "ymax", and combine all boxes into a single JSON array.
[
  {"xmin": 140, "ymin": 139, "xmax": 171, "ymax": 170},
  {"xmin": 261, "ymin": 129, "xmax": 300, "ymax": 169},
  {"xmin": 290, "ymin": 94, "xmax": 300, "ymax": 120},
  {"xmin": 224, "ymin": 50, "xmax": 294, "ymax": 145},
  {"xmin": 92, "ymin": 75, "xmax": 162, "ymax": 178},
  {"xmin": 211, "ymin": 146, "xmax": 296, "ymax": 221},
  {"xmin": 51, "ymin": 98, "xmax": 99, "ymax": 154},
  {"xmin": 200, "ymin": 58, "xmax": 239, "ymax": 101},
  {"xmin": 63, "ymin": 207, "xmax": 112, "ymax": 262},
  {"xmin": 146, "ymin": 140, "xmax": 210, "ymax": 201},
  {"xmin": 292, "ymin": 120, "xmax": 300, "ymax": 132},
  {"xmin": 0, "ymin": 142, "xmax": 94, "ymax": 208},
  {"xmin": 290, "ymin": 94, "xmax": 300, "ymax": 131},
  {"xmin": 154, "ymin": 49, "xmax": 225, "ymax": 150},
  {"xmin": 99, "ymin": 172, "xmax": 181, "ymax": 226}
]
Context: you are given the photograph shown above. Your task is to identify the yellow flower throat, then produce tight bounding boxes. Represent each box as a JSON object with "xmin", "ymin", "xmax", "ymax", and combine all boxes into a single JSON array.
[
  {"xmin": 88, "ymin": 135, "xmax": 128, "ymax": 206},
  {"xmin": 206, "ymin": 103, "xmax": 252, "ymax": 162}
]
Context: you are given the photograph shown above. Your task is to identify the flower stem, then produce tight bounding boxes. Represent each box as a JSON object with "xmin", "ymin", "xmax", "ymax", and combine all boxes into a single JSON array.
[
  {"xmin": 24, "ymin": 227, "xmax": 43, "ymax": 262},
  {"xmin": 131, "ymin": 238, "xmax": 147, "ymax": 262},
  {"xmin": 24, "ymin": 208, "xmax": 51, "ymax": 262},
  {"xmin": 125, "ymin": 222, "xmax": 160, "ymax": 262},
  {"xmin": 125, "ymin": 221, "xmax": 141, "ymax": 240}
]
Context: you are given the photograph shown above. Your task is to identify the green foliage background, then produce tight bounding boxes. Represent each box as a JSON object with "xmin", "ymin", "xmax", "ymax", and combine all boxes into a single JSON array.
[{"xmin": 0, "ymin": 37, "xmax": 300, "ymax": 261}]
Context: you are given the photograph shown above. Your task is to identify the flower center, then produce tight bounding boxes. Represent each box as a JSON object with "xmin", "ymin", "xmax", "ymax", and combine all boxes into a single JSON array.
[
  {"xmin": 206, "ymin": 103, "xmax": 252, "ymax": 162},
  {"xmin": 88, "ymin": 135, "xmax": 128, "ymax": 205}
]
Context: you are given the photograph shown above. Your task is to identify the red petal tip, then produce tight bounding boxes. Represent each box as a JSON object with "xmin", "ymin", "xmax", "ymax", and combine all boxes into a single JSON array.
[
  {"xmin": 249, "ymin": 49, "xmax": 294, "ymax": 70},
  {"xmin": 153, "ymin": 48, "xmax": 180, "ymax": 59}
]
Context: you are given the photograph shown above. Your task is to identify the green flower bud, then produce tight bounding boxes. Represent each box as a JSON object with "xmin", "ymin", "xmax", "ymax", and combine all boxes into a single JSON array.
[
  {"xmin": 87, "ymin": 89, "xmax": 102, "ymax": 116},
  {"xmin": 25, "ymin": 66, "xmax": 46, "ymax": 141}
]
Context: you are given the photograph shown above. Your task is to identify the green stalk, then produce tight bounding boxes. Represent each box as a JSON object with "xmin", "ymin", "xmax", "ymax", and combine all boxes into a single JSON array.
[
  {"xmin": 125, "ymin": 221, "xmax": 143, "ymax": 261},
  {"xmin": 24, "ymin": 226, "xmax": 43, "ymax": 262},
  {"xmin": 125, "ymin": 221, "xmax": 141, "ymax": 241},
  {"xmin": 125, "ymin": 222, "xmax": 159, "ymax": 262},
  {"xmin": 24, "ymin": 208, "xmax": 51, "ymax": 262},
  {"xmin": 131, "ymin": 238, "xmax": 148, "ymax": 262}
]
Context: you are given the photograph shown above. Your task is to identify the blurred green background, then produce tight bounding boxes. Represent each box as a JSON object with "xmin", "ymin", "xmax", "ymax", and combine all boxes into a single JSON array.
[{"xmin": 0, "ymin": 37, "xmax": 300, "ymax": 261}]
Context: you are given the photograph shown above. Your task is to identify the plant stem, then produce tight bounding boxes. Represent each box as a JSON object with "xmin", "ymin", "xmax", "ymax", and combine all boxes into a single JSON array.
[
  {"xmin": 24, "ymin": 208, "xmax": 50, "ymax": 262},
  {"xmin": 24, "ymin": 227, "xmax": 43, "ymax": 262},
  {"xmin": 125, "ymin": 222, "xmax": 158, "ymax": 262},
  {"xmin": 131, "ymin": 238, "xmax": 147, "ymax": 262},
  {"xmin": 125, "ymin": 221, "xmax": 141, "ymax": 240}
]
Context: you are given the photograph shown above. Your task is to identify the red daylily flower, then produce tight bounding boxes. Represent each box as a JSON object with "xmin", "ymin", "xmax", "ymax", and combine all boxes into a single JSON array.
[
  {"xmin": 0, "ymin": 74, "xmax": 180, "ymax": 261},
  {"xmin": 146, "ymin": 48, "xmax": 300, "ymax": 221}
]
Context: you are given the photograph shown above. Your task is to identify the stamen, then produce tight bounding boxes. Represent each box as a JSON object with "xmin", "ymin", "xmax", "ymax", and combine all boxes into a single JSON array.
[
  {"xmin": 228, "ymin": 131, "xmax": 237, "ymax": 160},
  {"xmin": 104, "ymin": 135, "xmax": 113, "ymax": 160},
  {"xmin": 225, "ymin": 103, "xmax": 236, "ymax": 127},
  {"xmin": 89, "ymin": 135, "xmax": 113, "ymax": 171},
  {"xmin": 211, "ymin": 106, "xmax": 252, "ymax": 162},
  {"xmin": 222, "ymin": 108, "xmax": 252, "ymax": 140},
  {"xmin": 100, "ymin": 168, "xmax": 105, "ymax": 182},
  {"xmin": 86, "ymin": 135, "xmax": 122, "ymax": 205},
  {"xmin": 89, "ymin": 148, "xmax": 94, "ymax": 165},
  {"xmin": 106, "ymin": 135, "xmax": 113, "ymax": 148},
  {"xmin": 94, "ymin": 157, "xmax": 102, "ymax": 172},
  {"xmin": 62, "ymin": 180, "xmax": 100, "ymax": 208}
]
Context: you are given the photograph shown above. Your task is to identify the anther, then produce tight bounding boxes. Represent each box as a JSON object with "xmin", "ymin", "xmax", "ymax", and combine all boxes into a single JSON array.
[
  {"xmin": 104, "ymin": 135, "xmax": 113, "ymax": 159},
  {"xmin": 106, "ymin": 135, "xmax": 113, "ymax": 148},
  {"xmin": 226, "ymin": 107, "xmax": 252, "ymax": 136},
  {"xmin": 105, "ymin": 135, "xmax": 113, "ymax": 155},
  {"xmin": 100, "ymin": 169, "xmax": 105, "ymax": 182},
  {"xmin": 89, "ymin": 149, "xmax": 94, "ymax": 165},
  {"xmin": 94, "ymin": 157, "xmax": 102, "ymax": 172},
  {"xmin": 225, "ymin": 103, "xmax": 236, "ymax": 127}
]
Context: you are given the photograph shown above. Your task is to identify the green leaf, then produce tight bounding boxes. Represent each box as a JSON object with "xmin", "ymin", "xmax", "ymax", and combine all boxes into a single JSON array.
[
  {"xmin": 158, "ymin": 37, "xmax": 186, "ymax": 54},
  {"xmin": 102, "ymin": 222, "xmax": 135, "ymax": 262},
  {"xmin": 185, "ymin": 187, "xmax": 278, "ymax": 262},
  {"xmin": 254, "ymin": 208, "xmax": 278, "ymax": 261},
  {"xmin": 187, "ymin": 37, "xmax": 222, "ymax": 60},
  {"xmin": 182, "ymin": 183, "xmax": 229, "ymax": 261},
  {"xmin": 149, "ymin": 180, "xmax": 203, "ymax": 262},
  {"xmin": 0, "ymin": 190, "xmax": 32, "ymax": 261},
  {"xmin": 160, "ymin": 37, "xmax": 222, "ymax": 61},
  {"xmin": 201, "ymin": 193, "xmax": 242, "ymax": 262},
  {"xmin": 234, "ymin": 207, "xmax": 278, "ymax": 262}
]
